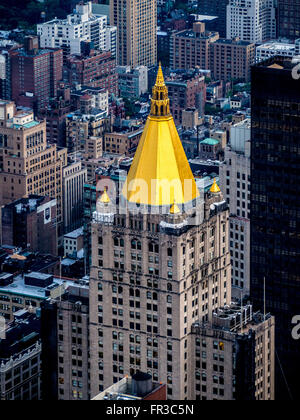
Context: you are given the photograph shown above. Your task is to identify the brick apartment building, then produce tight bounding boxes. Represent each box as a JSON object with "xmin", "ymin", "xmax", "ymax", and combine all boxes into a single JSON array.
[
  {"xmin": 210, "ymin": 38, "xmax": 255, "ymax": 82},
  {"xmin": 38, "ymin": 84, "xmax": 73, "ymax": 148},
  {"xmin": 1, "ymin": 195, "xmax": 57, "ymax": 255},
  {"xmin": 10, "ymin": 36, "xmax": 63, "ymax": 113},
  {"xmin": 170, "ymin": 22, "xmax": 219, "ymax": 70},
  {"xmin": 104, "ymin": 128, "xmax": 143, "ymax": 156},
  {"xmin": 170, "ymin": 23, "xmax": 255, "ymax": 82},
  {"xmin": 166, "ymin": 72, "xmax": 206, "ymax": 125},
  {"xmin": 66, "ymin": 50, "xmax": 118, "ymax": 96}
]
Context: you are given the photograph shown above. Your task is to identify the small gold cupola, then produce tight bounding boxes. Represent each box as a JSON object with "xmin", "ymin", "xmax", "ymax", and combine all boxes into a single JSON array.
[
  {"xmin": 100, "ymin": 187, "xmax": 111, "ymax": 204},
  {"xmin": 170, "ymin": 201, "xmax": 181, "ymax": 215},
  {"xmin": 210, "ymin": 178, "xmax": 221, "ymax": 194},
  {"xmin": 150, "ymin": 62, "xmax": 170, "ymax": 117}
]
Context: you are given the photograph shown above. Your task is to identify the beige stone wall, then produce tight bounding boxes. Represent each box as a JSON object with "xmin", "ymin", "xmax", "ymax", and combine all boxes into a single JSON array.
[
  {"xmin": 89, "ymin": 193, "xmax": 231, "ymax": 400},
  {"xmin": 111, "ymin": 0, "xmax": 157, "ymax": 67},
  {"xmin": 0, "ymin": 114, "xmax": 67, "ymax": 234}
]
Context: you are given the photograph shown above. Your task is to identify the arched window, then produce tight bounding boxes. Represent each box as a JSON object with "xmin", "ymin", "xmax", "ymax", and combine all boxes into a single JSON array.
[{"xmin": 167, "ymin": 283, "xmax": 172, "ymax": 292}]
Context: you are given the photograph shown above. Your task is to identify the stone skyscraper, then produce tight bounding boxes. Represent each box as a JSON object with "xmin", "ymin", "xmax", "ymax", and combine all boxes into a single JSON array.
[
  {"xmin": 89, "ymin": 66, "xmax": 231, "ymax": 399},
  {"xmin": 227, "ymin": 0, "xmax": 276, "ymax": 44},
  {"xmin": 110, "ymin": 0, "xmax": 157, "ymax": 67},
  {"xmin": 220, "ymin": 119, "xmax": 251, "ymax": 297},
  {"xmin": 0, "ymin": 100, "xmax": 67, "ymax": 239}
]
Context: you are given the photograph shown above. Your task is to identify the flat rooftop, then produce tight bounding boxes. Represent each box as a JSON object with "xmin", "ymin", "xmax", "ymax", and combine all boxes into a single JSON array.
[
  {"xmin": 214, "ymin": 38, "xmax": 253, "ymax": 46},
  {"xmin": 257, "ymin": 41, "xmax": 295, "ymax": 51},
  {"xmin": 64, "ymin": 227, "xmax": 84, "ymax": 239},
  {"xmin": 200, "ymin": 138, "xmax": 220, "ymax": 146},
  {"xmin": 176, "ymin": 29, "xmax": 218, "ymax": 39},
  {"xmin": 8, "ymin": 120, "xmax": 41, "ymax": 130},
  {"xmin": 0, "ymin": 274, "xmax": 75, "ymax": 300}
]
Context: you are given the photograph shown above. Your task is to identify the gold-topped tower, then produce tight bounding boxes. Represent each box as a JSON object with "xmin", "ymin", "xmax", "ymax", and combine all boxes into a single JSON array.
[{"xmin": 122, "ymin": 64, "xmax": 200, "ymax": 206}]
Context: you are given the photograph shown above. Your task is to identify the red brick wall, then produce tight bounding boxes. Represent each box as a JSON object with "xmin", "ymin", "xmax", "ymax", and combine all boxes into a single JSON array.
[{"xmin": 144, "ymin": 384, "xmax": 167, "ymax": 401}]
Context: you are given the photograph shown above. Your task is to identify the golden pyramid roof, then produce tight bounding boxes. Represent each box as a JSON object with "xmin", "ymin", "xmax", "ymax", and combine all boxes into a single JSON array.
[
  {"xmin": 210, "ymin": 178, "xmax": 221, "ymax": 194},
  {"xmin": 100, "ymin": 187, "xmax": 111, "ymax": 204},
  {"xmin": 122, "ymin": 64, "xmax": 200, "ymax": 206}
]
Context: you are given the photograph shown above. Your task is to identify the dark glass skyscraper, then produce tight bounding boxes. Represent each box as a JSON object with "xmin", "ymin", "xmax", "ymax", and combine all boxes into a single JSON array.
[
  {"xmin": 277, "ymin": 0, "xmax": 300, "ymax": 39},
  {"xmin": 251, "ymin": 57, "xmax": 300, "ymax": 400}
]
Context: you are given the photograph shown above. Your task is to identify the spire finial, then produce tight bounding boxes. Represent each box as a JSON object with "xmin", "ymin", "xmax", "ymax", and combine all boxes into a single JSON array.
[
  {"xmin": 155, "ymin": 62, "xmax": 165, "ymax": 87},
  {"xmin": 150, "ymin": 64, "xmax": 170, "ymax": 117}
]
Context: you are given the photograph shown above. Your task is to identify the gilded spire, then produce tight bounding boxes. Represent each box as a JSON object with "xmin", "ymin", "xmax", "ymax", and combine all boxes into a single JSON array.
[
  {"xmin": 210, "ymin": 178, "xmax": 221, "ymax": 194},
  {"xmin": 100, "ymin": 187, "xmax": 111, "ymax": 204},
  {"xmin": 121, "ymin": 66, "xmax": 200, "ymax": 207},
  {"xmin": 155, "ymin": 62, "xmax": 165, "ymax": 86},
  {"xmin": 150, "ymin": 63, "xmax": 170, "ymax": 117}
]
